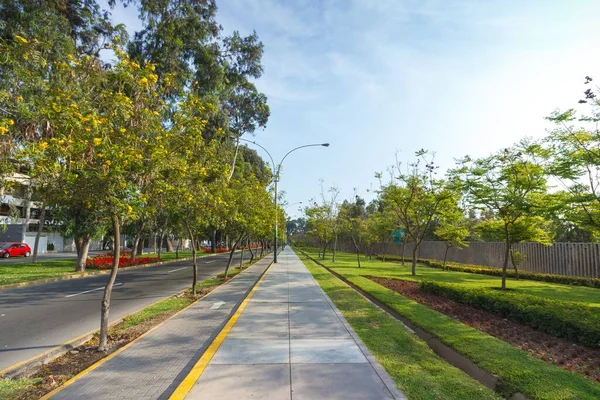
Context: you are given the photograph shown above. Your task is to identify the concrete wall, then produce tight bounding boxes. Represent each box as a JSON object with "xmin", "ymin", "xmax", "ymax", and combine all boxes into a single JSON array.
[{"xmin": 23, "ymin": 234, "xmax": 48, "ymax": 254}]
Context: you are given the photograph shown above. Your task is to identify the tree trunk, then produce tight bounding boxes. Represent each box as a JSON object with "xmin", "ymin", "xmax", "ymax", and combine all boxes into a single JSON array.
[
  {"xmin": 175, "ymin": 240, "xmax": 180, "ymax": 259},
  {"xmin": 152, "ymin": 234, "xmax": 157, "ymax": 254},
  {"xmin": 239, "ymin": 246, "xmax": 244, "ymax": 270},
  {"xmin": 136, "ymin": 238, "xmax": 144, "ymax": 256},
  {"xmin": 184, "ymin": 222, "xmax": 198, "ymax": 295},
  {"xmin": 332, "ymin": 234, "xmax": 337, "ymax": 262},
  {"xmin": 509, "ymin": 246, "xmax": 520, "ymax": 280},
  {"xmin": 322, "ymin": 241, "xmax": 327, "ymax": 260},
  {"xmin": 443, "ymin": 243, "xmax": 450, "ymax": 267},
  {"xmin": 166, "ymin": 237, "xmax": 174, "ymax": 252},
  {"xmin": 260, "ymin": 239, "xmax": 264, "ymax": 257},
  {"xmin": 131, "ymin": 234, "xmax": 140, "ymax": 262},
  {"xmin": 211, "ymin": 229, "xmax": 217, "ymax": 253},
  {"xmin": 224, "ymin": 234, "xmax": 244, "ymax": 279},
  {"xmin": 74, "ymin": 234, "xmax": 92, "ymax": 272},
  {"xmin": 411, "ymin": 244, "xmax": 418, "ymax": 276},
  {"xmin": 157, "ymin": 231, "xmax": 164, "ymax": 259},
  {"xmin": 382, "ymin": 242, "xmax": 387, "ymax": 262},
  {"xmin": 401, "ymin": 242, "xmax": 406, "ymax": 266},
  {"xmin": 352, "ymin": 236, "xmax": 361, "ymax": 268},
  {"xmin": 248, "ymin": 238, "xmax": 255, "ymax": 262},
  {"xmin": 32, "ymin": 203, "xmax": 46, "ymax": 262},
  {"xmin": 502, "ymin": 224, "xmax": 510, "ymax": 290},
  {"xmin": 98, "ymin": 215, "xmax": 120, "ymax": 352}
]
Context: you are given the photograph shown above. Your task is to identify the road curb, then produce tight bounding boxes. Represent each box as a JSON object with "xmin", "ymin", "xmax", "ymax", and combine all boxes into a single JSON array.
[{"xmin": 0, "ymin": 252, "xmax": 230, "ymax": 291}]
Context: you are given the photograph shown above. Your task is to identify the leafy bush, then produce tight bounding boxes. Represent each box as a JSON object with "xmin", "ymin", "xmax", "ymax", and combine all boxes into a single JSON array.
[
  {"xmin": 86, "ymin": 255, "xmax": 161, "ymax": 269},
  {"xmin": 378, "ymin": 255, "xmax": 600, "ymax": 288},
  {"xmin": 419, "ymin": 280, "xmax": 600, "ymax": 348},
  {"xmin": 47, "ymin": 242, "xmax": 55, "ymax": 251}
]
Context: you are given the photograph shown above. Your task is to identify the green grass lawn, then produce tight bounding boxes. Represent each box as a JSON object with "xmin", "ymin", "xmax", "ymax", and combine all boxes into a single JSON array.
[
  {"xmin": 297, "ymin": 248, "xmax": 600, "ymax": 400},
  {"xmin": 299, "ymin": 254, "xmax": 501, "ymax": 400},
  {"xmin": 300, "ymin": 248, "xmax": 600, "ymax": 307},
  {"xmin": 141, "ymin": 250, "xmax": 194, "ymax": 261},
  {"xmin": 0, "ymin": 259, "xmax": 80, "ymax": 286}
]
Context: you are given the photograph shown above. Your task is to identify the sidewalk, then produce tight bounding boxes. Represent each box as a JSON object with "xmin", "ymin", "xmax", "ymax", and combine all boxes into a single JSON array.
[
  {"xmin": 184, "ymin": 248, "xmax": 405, "ymax": 400},
  {"xmin": 49, "ymin": 257, "xmax": 273, "ymax": 400},
  {"xmin": 48, "ymin": 249, "xmax": 405, "ymax": 399}
]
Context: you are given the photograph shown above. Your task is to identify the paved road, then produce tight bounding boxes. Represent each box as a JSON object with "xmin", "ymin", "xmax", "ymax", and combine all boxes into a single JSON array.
[{"xmin": 0, "ymin": 251, "xmax": 251, "ymax": 371}]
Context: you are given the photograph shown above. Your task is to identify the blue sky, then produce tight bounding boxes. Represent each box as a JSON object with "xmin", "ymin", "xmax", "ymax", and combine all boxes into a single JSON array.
[{"xmin": 107, "ymin": 0, "xmax": 600, "ymax": 218}]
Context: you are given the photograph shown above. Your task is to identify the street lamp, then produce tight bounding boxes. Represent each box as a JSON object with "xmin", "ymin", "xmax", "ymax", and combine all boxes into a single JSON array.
[
  {"xmin": 239, "ymin": 139, "xmax": 329, "ymax": 263},
  {"xmin": 284, "ymin": 201, "xmax": 303, "ymax": 210}
]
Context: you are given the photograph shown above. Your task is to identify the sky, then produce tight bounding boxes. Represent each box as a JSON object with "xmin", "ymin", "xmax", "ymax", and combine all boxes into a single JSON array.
[{"xmin": 106, "ymin": 0, "xmax": 600, "ymax": 219}]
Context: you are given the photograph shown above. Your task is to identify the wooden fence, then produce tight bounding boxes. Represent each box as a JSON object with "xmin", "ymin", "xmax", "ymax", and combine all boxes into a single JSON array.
[{"xmin": 337, "ymin": 241, "xmax": 600, "ymax": 278}]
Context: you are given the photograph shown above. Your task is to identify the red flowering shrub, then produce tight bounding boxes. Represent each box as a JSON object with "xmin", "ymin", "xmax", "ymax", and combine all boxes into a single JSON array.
[
  {"xmin": 86, "ymin": 255, "xmax": 161, "ymax": 270},
  {"xmin": 201, "ymin": 247, "xmax": 229, "ymax": 253}
]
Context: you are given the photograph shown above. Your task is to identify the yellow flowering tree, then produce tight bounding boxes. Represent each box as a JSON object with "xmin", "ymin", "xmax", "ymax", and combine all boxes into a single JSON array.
[{"xmin": 16, "ymin": 39, "xmax": 167, "ymax": 350}]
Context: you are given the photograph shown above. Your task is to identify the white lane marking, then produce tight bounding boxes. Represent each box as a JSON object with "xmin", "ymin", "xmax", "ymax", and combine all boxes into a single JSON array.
[
  {"xmin": 210, "ymin": 301, "xmax": 226, "ymax": 310},
  {"xmin": 1, "ymin": 314, "xmax": 5, "ymax": 317},
  {"xmin": 203, "ymin": 260, "xmax": 215, "ymax": 264},
  {"xmin": 65, "ymin": 283, "xmax": 123, "ymax": 298},
  {"xmin": 167, "ymin": 267, "xmax": 187, "ymax": 273}
]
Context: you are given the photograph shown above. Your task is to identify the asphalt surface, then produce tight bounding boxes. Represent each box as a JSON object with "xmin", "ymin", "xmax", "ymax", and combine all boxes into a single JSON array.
[{"xmin": 0, "ymin": 251, "xmax": 253, "ymax": 371}]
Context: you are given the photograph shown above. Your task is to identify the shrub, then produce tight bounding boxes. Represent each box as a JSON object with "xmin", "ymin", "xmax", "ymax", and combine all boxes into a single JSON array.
[
  {"xmin": 47, "ymin": 242, "xmax": 55, "ymax": 251},
  {"xmin": 377, "ymin": 255, "xmax": 600, "ymax": 288},
  {"xmin": 86, "ymin": 255, "xmax": 160, "ymax": 269},
  {"xmin": 419, "ymin": 280, "xmax": 600, "ymax": 348}
]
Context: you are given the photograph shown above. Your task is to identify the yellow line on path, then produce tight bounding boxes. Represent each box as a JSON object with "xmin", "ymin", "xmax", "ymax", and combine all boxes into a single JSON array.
[{"xmin": 168, "ymin": 261, "xmax": 274, "ymax": 400}]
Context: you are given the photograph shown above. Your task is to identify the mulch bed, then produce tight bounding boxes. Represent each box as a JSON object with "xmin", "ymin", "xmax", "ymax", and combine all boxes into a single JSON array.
[{"xmin": 369, "ymin": 277, "xmax": 600, "ymax": 383}]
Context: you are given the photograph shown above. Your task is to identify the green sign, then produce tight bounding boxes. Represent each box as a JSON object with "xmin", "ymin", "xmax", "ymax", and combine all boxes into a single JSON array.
[{"xmin": 392, "ymin": 229, "xmax": 405, "ymax": 244}]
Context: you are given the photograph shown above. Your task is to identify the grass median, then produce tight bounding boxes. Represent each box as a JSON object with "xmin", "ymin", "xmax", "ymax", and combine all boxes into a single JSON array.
[
  {"xmin": 299, "ymin": 253, "xmax": 501, "ymax": 400},
  {"xmin": 299, "ymin": 248, "xmax": 600, "ymax": 400}
]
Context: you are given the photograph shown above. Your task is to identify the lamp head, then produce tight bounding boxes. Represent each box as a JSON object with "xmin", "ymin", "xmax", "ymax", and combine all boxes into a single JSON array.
[{"xmin": 322, "ymin": 143, "xmax": 330, "ymax": 147}]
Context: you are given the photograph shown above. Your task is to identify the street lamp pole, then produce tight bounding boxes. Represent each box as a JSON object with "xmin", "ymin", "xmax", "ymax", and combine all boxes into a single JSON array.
[{"xmin": 239, "ymin": 139, "xmax": 329, "ymax": 263}]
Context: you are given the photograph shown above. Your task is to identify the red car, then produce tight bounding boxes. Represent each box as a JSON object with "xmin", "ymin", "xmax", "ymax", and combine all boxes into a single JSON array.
[{"xmin": 0, "ymin": 242, "xmax": 32, "ymax": 258}]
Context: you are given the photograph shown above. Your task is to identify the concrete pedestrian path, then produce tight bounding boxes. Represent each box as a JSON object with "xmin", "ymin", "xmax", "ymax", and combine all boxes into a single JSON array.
[
  {"xmin": 185, "ymin": 248, "xmax": 405, "ymax": 400},
  {"xmin": 49, "ymin": 256, "xmax": 273, "ymax": 400}
]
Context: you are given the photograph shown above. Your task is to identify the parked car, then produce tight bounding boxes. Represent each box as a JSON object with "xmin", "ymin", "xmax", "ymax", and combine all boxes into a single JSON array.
[{"xmin": 0, "ymin": 242, "xmax": 32, "ymax": 258}]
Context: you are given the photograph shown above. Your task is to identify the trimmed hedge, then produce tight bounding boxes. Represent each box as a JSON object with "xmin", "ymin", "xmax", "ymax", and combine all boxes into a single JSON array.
[
  {"xmin": 377, "ymin": 254, "xmax": 600, "ymax": 288},
  {"xmin": 419, "ymin": 279, "xmax": 600, "ymax": 348}
]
